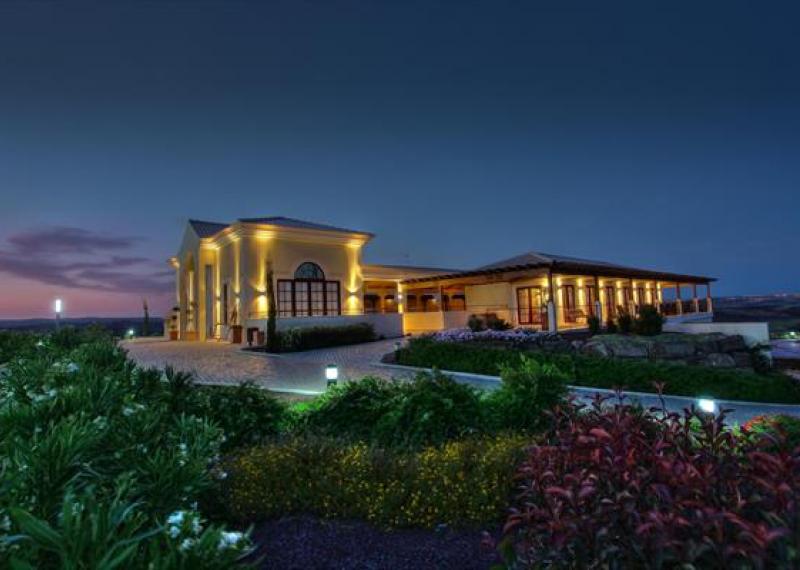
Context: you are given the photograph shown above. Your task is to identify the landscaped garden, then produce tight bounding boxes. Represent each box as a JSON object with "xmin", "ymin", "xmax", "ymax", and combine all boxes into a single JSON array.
[{"xmin": 3, "ymin": 326, "xmax": 800, "ymax": 568}]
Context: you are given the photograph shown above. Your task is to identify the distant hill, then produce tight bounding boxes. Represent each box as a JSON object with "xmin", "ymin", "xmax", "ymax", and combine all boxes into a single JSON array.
[
  {"xmin": 714, "ymin": 294, "xmax": 800, "ymax": 336},
  {"xmin": 0, "ymin": 317, "xmax": 164, "ymax": 337}
]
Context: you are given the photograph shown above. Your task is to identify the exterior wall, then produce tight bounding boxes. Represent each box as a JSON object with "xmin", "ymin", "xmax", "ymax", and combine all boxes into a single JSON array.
[
  {"xmin": 246, "ymin": 313, "xmax": 403, "ymax": 339},
  {"xmin": 464, "ymin": 283, "xmax": 514, "ymax": 323},
  {"xmin": 239, "ymin": 235, "xmax": 362, "ymax": 320},
  {"xmin": 403, "ymin": 311, "xmax": 445, "ymax": 334},
  {"xmin": 663, "ymin": 321, "xmax": 768, "ymax": 347}
]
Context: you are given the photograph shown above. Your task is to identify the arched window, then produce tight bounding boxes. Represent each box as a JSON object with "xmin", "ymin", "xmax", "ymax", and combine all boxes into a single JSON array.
[
  {"xmin": 278, "ymin": 262, "xmax": 340, "ymax": 317},
  {"xmin": 295, "ymin": 262, "xmax": 325, "ymax": 280}
]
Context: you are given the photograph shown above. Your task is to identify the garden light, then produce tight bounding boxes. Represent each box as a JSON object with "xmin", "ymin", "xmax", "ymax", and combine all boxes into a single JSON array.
[
  {"xmin": 127, "ymin": 328, "xmax": 136, "ymax": 339},
  {"xmin": 54, "ymin": 298, "xmax": 62, "ymax": 314},
  {"xmin": 697, "ymin": 398, "xmax": 716, "ymax": 414},
  {"xmin": 325, "ymin": 364, "xmax": 339, "ymax": 387}
]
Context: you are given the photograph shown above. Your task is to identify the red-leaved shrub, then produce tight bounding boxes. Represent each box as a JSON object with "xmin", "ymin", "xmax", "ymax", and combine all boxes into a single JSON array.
[{"xmin": 500, "ymin": 394, "xmax": 800, "ymax": 569}]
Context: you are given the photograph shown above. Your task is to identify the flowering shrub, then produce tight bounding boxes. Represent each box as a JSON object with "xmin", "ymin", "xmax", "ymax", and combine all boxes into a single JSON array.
[
  {"xmin": 742, "ymin": 413, "xmax": 800, "ymax": 450},
  {"xmin": 431, "ymin": 327, "xmax": 556, "ymax": 345},
  {"xmin": 499, "ymin": 396, "xmax": 800, "ymax": 568},
  {"xmin": 221, "ymin": 435, "xmax": 529, "ymax": 529},
  {"xmin": 0, "ymin": 331, "xmax": 254, "ymax": 568}
]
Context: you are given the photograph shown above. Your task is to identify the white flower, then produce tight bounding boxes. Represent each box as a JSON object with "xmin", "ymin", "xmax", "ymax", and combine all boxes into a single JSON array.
[
  {"xmin": 122, "ymin": 406, "xmax": 135, "ymax": 417},
  {"xmin": 191, "ymin": 515, "xmax": 202, "ymax": 535},
  {"xmin": 66, "ymin": 362, "xmax": 79, "ymax": 373},
  {"xmin": 166, "ymin": 511, "xmax": 185, "ymax": 526},
  {"xmin": 179, "ymin": 538, "xmax": 195, "ymax": 552},
  {"xmin": 218, "ymin": 531, "xmax": 245, "ymax": 550},
  {"xmin": 168, "ymin": 525, "xmax": 181, "ymax": 539}
]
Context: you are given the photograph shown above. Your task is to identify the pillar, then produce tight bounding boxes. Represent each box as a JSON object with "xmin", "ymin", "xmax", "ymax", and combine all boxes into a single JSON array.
[
  {"xmin": 675, "ymin": 283, "xmax": 683, "ymax": 315},
  {"xmin": 706, "ymin": 282, "xmax": 713, "ymax": 313},
  {"xmin": 692, "ymin": 283, "xmax": 699, "ymax": 313},
  {"xmin": 547, "ymin": 270, "xmax": 558, "ymax": 332}
]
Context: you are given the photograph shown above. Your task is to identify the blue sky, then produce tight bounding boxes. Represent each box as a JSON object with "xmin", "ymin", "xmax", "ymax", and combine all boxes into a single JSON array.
[{"xmin": 0, "ymin": 1, "xmax": 798, "ymax": 317}]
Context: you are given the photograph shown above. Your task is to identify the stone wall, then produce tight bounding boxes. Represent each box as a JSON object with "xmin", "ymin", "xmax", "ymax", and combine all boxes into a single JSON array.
[{"xmin": 578, "ymin": 333, "xmax": 757, "ymax": 370}]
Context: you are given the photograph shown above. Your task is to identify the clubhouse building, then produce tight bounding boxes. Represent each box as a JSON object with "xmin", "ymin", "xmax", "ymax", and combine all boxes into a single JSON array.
[{"xmin": 169, "ymin": 217, "xmax": 715, "ymax": 342}]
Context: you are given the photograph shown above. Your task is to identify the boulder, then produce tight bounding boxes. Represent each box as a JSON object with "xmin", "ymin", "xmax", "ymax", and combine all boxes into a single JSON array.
[
  {"xmin": 693, "ymin": 333, "xmax": 727, "ymax": 355},
  {"xmin": 731, "ymin": 351, "xmax": 754, "ymax": 369},
  {"xmin": 653, "ymin": 340, "xmax": 696, "ymax": 360},
  {"xmin": 608, "ymin": 338, "xmax": 650, "ymax": 359},
  {"xmin": 717, "ymin": 334, "xmax": 748, "ymax": 353},
  {"xmin": 582, "ymin": 340, "xmax": 612, "ymax": 358},
  {"xmin": 703, "ymin": 353, "xmax": 737, "ymax": 368}
]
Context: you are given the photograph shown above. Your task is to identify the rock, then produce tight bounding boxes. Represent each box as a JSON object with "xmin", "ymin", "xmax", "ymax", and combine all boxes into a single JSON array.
[
  {"xmin": 694, "ymin": 333, "xmax": 726, "ymax": 355},
  {"xmin": 731, "ymin": 351, "xmax": 753, "ymax": 369},
  {"xmin": 703, "ymin": 353, "xmax": 737, "ymax": 368},
  {"xmin": 717, "ymin": 334, "xmax": 748, "ymax": 353},
  {"xmin": 582, "ymin": 340, "xmax": 611, "ymax": 358},
  {"xmin": 570, "ymin": 340, "xmax": 586, "ymax": 351},
  {"xmin": 653, "ymin": 340, "xmax": 696, "ymax": 360},
  {"xmin": 608, "ymin": 339, "xmax": 650, "ymax": 359}
]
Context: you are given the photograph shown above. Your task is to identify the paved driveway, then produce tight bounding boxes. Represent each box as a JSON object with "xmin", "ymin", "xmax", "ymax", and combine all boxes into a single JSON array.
[
  {"xmin": 123, "ymin": 339, "xmax": 800, "ymax": 424},
  {"xmin": 122, "ymin": 338, "xmax": 410, "ymax": 394}
]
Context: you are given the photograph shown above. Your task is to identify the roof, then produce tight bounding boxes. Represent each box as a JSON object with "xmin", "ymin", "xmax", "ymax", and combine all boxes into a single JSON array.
[
  {"xmin": 402, "ymin": 250, "xmax": 715, "ymax": 284},
  {"xmin": 188, "ymin": 219, "xmax": 229, "ymax": 238},
  {"xmin": 188, "ymin": 217, "xmax": 373, "ymax": 238},
  {"xmin": 237, "ymin": 217, "xmax": 373, "ymax": 236},
  {"xmin": 362, "ymin": 263, "xmax": 462, "ymax": 281}
]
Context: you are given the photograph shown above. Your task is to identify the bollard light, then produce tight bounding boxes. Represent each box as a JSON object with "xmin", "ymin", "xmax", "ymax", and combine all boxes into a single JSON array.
[
  {"xmin": 325, "ymin": 364, "xmax": 339, "ymax": 387},
  {"xmin": 127, "ymin": 328, "xmax": 136, "ymax": 339},
  {"xmin": 697, "ymin": 398, "xmax": 716, "ymax": 414},
  {"xmin": 54, "ymin": 298, "xmax": 62, "ymax": 314}
]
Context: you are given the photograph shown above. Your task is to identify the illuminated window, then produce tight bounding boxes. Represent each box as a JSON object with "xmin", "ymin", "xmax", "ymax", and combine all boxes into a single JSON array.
[{"xmin": 277, "ymin": 262, "xmax": 340, "ymax": 317}]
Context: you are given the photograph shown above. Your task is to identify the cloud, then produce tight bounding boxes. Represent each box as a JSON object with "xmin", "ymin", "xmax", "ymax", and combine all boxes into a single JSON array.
[{"xmin": 0, "ymin": 227, "xmax": 172, "ymax": 296}]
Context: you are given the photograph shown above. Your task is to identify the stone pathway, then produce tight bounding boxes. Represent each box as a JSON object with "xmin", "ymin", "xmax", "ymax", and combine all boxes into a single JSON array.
[{"xmin": 122, "ymin": 339, "xmax": 800, "ymax": 424}]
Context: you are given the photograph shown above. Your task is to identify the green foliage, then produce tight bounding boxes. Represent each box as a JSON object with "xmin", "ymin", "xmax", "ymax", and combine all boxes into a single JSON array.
[
  {"xmin": 743, "ymin": 414, "xmax": 800, "ymax": 449},
  {"xmin": 221, "ymin": 434, "xmax": 528, "ymax": 529},
  {"xmin": 467, "ymin": 314, "xmax": 486, "ymax": 332},
  {"xmin": 587, "ymin": 315, "xmax": 601, "ymax": 336},
  {"xmin": 0, "ymin": 332, "xmax": 253, "ymax": 568},
  {"xmin": 633, "ymin": 304, "xmax": 663, "ymax": 336},
  {"xmin": 275, "ymin": 322, "xmax": 376, "ymax": 352},
  {"xmin": 265, "ymin": 260, "xmax": 278, "ymax": 352},
  {"xmin": 617, "ymin": 311, "xmax": 634, "ymax": 334},
  {"xmin": 488, "ymin": 355, "xmax": 568, "ymax": 432},
  {"xmin": 0, "ymin": 331, "xmax": 38, "ymax": 364},
  {"xmin": 300, "ymin": 372, "xmax": 486, "ymax": 448},
  {"xmin": 396, "ymin": 337, "xmax": 800, "ymax": 404},
  {"xmin": 486, "ymin": 314, "xmax": 511, "ymax": 331},
  {"xmin": 605, "ymin": 319, "xmax": 618, "ymax": 334}
]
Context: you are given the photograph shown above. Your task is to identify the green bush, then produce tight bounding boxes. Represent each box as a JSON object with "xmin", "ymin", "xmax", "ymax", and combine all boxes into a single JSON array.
[
  {"xmin": 743, "ymin": 414, "xmax": 800, "ymax": 449},
  {"xmin": 467, "ymin": 314, "xmax": 486, "ymax": 332},
  {"xmin": 221, "ymin": 434, "xmax": 529, "ymax": 529},
  {"xmin": 488, "ymin": 355, "xmax": 568, "ymax": 432},
  {"xmin": 634, "ymin": 305, "xmax": 664, "ymax": 336},
  {"xmin": 0, "ymin": 333, "xmax": 254, "ymax": 568},
  {"xmin": 299, "ymin": 372, "xmax": 486, "ymax": 448},
  {"xmin": 617, "ymin": 312, "xmax": 634, "ymax": 334},
  {"xmin": 605, "ymin": 319, "xmax": 619, "ymax": 334},
  {"xmin": 587, "ymin": 316, "xmax": 601, "ymax": 336},
  {"xmin": 0, "ymin": 330, "xmax": 38, "ymax": 364},
  {"xmin": 486, "ymin": 314, "xmax": 511, "ymax": 331},
  {"xmin": 395, "ymin": 337, "xmax": 800, "ymax": 404},
  {"xmin": 276, "ymin": 322, "xmax": 376, "ymax": 352}
]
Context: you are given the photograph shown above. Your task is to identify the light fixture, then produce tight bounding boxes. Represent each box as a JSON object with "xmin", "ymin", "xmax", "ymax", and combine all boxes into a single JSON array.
[
  {"xmin": 54, "ymin": 298, "xmax": 62, "ymax": 314},
  {"xmin": 127, "ymin": 328, "xmax": 135, "ymax": 339},
  {"xmin": 697, "ymin": 398, "xmax": 716, "ymax": 414},
  {"xmin": 325, "ymin": 364, "xmax": 339, "ymax": 387}
]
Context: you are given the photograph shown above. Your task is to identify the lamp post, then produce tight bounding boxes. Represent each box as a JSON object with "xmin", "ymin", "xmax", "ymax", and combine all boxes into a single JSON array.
[{"xmin": 54, "ymin": 298, "xmax": 62, "ymax": 330}]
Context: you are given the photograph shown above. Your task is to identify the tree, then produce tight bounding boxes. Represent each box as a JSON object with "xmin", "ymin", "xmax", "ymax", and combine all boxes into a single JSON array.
[
  {"xmin": 142, "ymin": 298, "xmax": 150, "ymax": 337},
  {"xmin": 265, "ymin": 260, "xmax": 279, "ymax": 351}
]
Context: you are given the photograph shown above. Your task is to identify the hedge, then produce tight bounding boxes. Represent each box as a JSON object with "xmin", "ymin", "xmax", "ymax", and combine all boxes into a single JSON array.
[
  {"xmin": 395, "ymin": 338, "xmax": 800, "ymax": 404},
  {"xmin": 273, "ymin": 322, "xmax": 376, "ymax": 352}
]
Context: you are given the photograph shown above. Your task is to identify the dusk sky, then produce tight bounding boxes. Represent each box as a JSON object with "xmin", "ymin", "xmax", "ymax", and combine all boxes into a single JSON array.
[{"xmin": 1, "ymin": 1, "xmax": 799, "ymax": 318}]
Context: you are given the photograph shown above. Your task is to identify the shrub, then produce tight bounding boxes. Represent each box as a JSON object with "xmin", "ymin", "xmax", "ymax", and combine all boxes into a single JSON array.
[
  {"xmin": 587, "ymin": 315, "xmax": 601, "ymax": 336},
  {"xmin": 276, "ymin": 322, "xmax": 376, "ymax": 352},
  {"xmin": 500, "ymin": 397, "xmax": 800, "ymax": 569},
  {"xmin": 486, "ymin": 314, "xmax": 511, "ymax": 331},
  {"xmin": 633, "ymin": 304, "xmax": 664, "ymax": 336},
  {"xmin": 184, "ymin": 383, "xmax": 288, "ymax": 452},
  {"xmin": 221, "ymin": 434, "xmax": 528, "ymax": 529},
  {"xmin": 742, "ymin": 414, "xmax": 800, "ymax": 449},
  {"xmin": 0, "ymin": 330, "xmax": 37, "ymax": 364},
  {"xmin": 0, "ymin": 333, "xmax": 253, "ymax": 568},
  {"xmin": 300, "ymin": 372, "xmax": 486, "ymax": 448},
  {"xmin": 488, "ymin": 355, "xmax": 568, "ymax": 432},
  {"xmin": 617, "ymin": 311, "xmax": 634, "ymax": 334},
  {"xmin": 467, "ymin": 314, "xmax": 486, "ymax": 332},
  {"xmin": 605, "ymin": 319, "xmax": 618, "ymax": 334},
  {"xmin": 395, "ymin": 337, "xmax": 800, "ymax": 403}
]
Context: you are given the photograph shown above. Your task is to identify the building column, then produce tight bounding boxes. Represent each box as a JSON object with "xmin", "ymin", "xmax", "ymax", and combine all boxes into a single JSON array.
[
  {"xmin": 674, "ymin": 282, "xmax": 682, "ymax": 315},
  {"xmin": 692, "ymin": 283, "xmax": 699, "ymax": 313},
  {"xmin": 706, "ymin": 282, "xmax": 713, "ymax": 313}
]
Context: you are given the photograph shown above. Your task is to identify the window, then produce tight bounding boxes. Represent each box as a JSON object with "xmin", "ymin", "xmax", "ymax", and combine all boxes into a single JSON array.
[
  {"xmin": 562, "ymin": 285, "xmax": 576, "ymax": 310},
  {"xmin": 517, "ymin": 286, "xmax": 545, "ymax": 326},
  {"xmin": 276, "ymin": 262, "xmax": 341, "ymax": 317}
]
